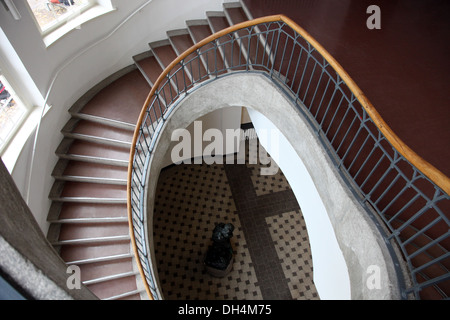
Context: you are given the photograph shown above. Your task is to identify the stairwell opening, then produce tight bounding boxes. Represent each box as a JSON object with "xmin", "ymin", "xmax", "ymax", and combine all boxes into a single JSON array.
[
  {"xmin": 152, "ymin": 105, "xmax": 319, "ymax": 299},
  {"xmin": 143, "ymin": 73, "xmax": 402, "ymax": 300}
]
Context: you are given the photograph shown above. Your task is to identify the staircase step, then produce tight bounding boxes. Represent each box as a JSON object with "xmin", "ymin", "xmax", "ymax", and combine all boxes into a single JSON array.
[
  {"xmin": 49, "ymin": 217, "xmax": 129, "ymax": 224},
  {"xmin": 66, "ymin": 253, "xmax": 133, "ymax": 266},
  {"xmin": 62, "ymin": 119, "xmax": 133, "ymax": 149},
  {"xmin": 50, "ymin": 181, "xmax": 127, "ymax": 201},
  {"xmin": 79, "ymin": 258, "xmax": 135, "ymax": 282},
  {"xmin": 50, "ymin": 235, "xmax": 130, "ymax": 246},
  {"xmin": 150, "ymin": 40, "xmax": 192, "ymax": 93},
  {"xmin": 187, "ymin": 20, "xmax": 227, "ymax": 75},
  {"xmin": 52, "ymin": 159, "xmax": 128, "ymax": 185},
  {"xmin": 85, "ymin": 274, "xmax": 138, "ymax": 300},
  {"xmin": 79, "ymin": 68, "xmax": 150, "ymax": 125},
  {"xmin": 59, "ymin": 241, "xmax": 131, "ymax": 264},
  {"xmin": 104, "ymin": 289, "xmax": 144, "ymax": 300},
  {"xmin": 134, "ymin": 53, "xmax": 165, "ymax": 88},
  {"xmin": 207, "ymin": 11, "xmax": 245, "ymax": 71},
  {"xmin": 52, "ymin": 202, "xmax": 128, "ymax": 220},
  {"xmin": 83, "ymin": 271, "xmax": 138, "ymax": 286},
  {"xmin": 56, "ymin": 139, "xmax": 130, "ymax": 167},
  {"xmin": 69, "ymin": 111, "xmax": 136, "ymax": 132},
  {"xmin": 224, "ymin": 3, "xmax": 265, "ymax": 69},
  {"xmin": 168, "ymin": 29, "xmax": 208, "ymax": 82},
  {"xmin": 59, "ymin": 220, "xmax": 129, "ymax": 241}
]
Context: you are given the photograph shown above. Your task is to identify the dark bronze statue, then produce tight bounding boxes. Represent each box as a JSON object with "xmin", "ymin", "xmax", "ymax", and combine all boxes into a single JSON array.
[{"xmin": 204, "ymin": 223, "xmax": 234, "ymax": 277}]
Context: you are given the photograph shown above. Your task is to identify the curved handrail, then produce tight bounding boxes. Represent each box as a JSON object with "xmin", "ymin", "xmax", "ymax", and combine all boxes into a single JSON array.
[{"xmin": 127, "ymin": 15, "xmax": 450, "ymax": 299}]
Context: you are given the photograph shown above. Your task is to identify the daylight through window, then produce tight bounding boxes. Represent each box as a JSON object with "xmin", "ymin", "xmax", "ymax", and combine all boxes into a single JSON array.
[
  {"xmin": 0, "ymin": 74, "xmax": 26, "ymax": 151},
  {"xmin": 27, "ymin": 0, "xmax": 94, "ymax": 34}
]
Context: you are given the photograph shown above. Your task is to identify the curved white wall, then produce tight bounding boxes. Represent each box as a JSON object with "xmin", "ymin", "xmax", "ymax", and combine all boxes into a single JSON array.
[{"xmin": 247, "ymin": 108, "xmax": 351, "ymax": 299}]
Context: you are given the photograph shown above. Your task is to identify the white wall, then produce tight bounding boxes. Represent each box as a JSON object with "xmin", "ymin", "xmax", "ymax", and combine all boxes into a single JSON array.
[
  {"xmin": 0, "ymin": 0, "xmax": 231, "ymax": 233},
  {"xmin": 247, "ymin": 108, "xmax": 351, "ymax": 300},
  {"xmin": 161, "ymin": 107, "xmax": 242, "ymax": 167}
]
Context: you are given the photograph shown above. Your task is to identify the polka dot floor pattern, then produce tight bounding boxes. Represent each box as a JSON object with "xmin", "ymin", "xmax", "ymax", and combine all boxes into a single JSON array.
[{"xmin": 153, "ymin": 137, "xmax": 319, "ymax": 300}]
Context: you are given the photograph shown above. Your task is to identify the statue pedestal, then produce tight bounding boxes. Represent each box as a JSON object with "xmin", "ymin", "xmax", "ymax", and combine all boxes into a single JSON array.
[{"xmin": 205, "ymin": 256, "xmax": 233, "ymax": 278}]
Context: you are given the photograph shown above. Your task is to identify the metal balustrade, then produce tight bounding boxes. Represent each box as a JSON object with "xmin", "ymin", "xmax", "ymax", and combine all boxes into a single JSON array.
[{"xmin": 127, "ymin": 15, "xmax": 450, "ymax": 300}]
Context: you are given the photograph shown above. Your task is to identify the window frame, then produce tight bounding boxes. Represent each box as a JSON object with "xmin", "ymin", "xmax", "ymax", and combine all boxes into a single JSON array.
[
  {"xmin": 0, "ymin": 71, "xmax": 31, "ymax": 155},
  {"xmin": 38, "ymin": 0, "xmax": 97, "ymax": 37},
  {"xmin": 25, "ymin": 0, "xmax": 115, "ymax": 47}
]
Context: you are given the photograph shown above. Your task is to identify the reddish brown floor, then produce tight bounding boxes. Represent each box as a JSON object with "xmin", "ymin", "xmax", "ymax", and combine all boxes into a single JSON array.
[{"xmin": 243, "ymin": 0, "xmax": 450, "ymax": 177}]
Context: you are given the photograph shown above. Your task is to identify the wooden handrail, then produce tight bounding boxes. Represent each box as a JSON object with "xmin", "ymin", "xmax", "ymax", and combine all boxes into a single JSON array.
[{"xmin": 127, "ymin": 14, "xmax": 450, "ymax": 299}]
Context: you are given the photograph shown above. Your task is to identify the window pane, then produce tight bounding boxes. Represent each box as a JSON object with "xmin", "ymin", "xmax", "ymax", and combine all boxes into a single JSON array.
[
  {"xmin": 0, "ymin": 76, "xmax": 26, "ymax": 149},
  {"xmin": 27, "ymin": 0, "xmax": 92, "ymax": 32}
]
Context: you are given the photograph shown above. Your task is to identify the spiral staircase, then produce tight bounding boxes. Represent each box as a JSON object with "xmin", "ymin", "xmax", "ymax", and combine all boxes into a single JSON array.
[{"xmin": 43, "ymin": 1, "xmax": 449, "ymax": 300}]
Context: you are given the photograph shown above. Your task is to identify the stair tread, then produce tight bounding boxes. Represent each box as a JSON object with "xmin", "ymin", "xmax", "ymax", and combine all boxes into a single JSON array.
[
  {"xmin": 151, "ymin": 43, "xmax": 192, "ymax": 91},
  {"xmin": 66, "ymin": 140, "xmax": 130, "ymax": 162},
  {"xmin": 60, "ymin": 242, "xmax": 131, "ymax": 263},
  {"xmin": 169, "ymin": 32, "xmax": 208, "ymax": 81},
  {"xmin": 50, "ymin": 217, "xmax": 128, "ymax": 224},
  {"xmin": 77, "ymin": 256, "xmax": 134, "ymax": 283},
  {"xmin": 70, "ymin": 111, "xmax": 135, "ymax": 132},
  {"xmin": 67, "ymin": 120, "xmax": 134, "ymax": 144},
  {"xmin": 57, "ymin": 203, "xmax": 128, "ymax": 220},
  {"xmin": 188, "ymin": 23, "xmax": 226, "ymax": 74},
  {"xmin": 59, "ymin": 160, "xmax": 128, "ymax": 181},
  {"xmin": 58, "ymin": 223, "xmax": 129, "ymax": 243},
  {"xmin": 135, "ymin": 55, "xmax": 164, "ymax": 85},
  {"xmin": 87, "ymin": 276, "xmax": 138, "ymax": 300},
  {"xmin": 66, "ymin": 252, "xmax": 132, "ymax": 265},
  {"xmin": 53, "ymin": 234, "xmax": 130, "ymax": 244},
  {"xmin": 80, "ymin": 69, "xmax": 150, "ymax": 124},
  {"xmin": 208, "ymin": 14, "xmax": 245, "ymax": 70},
  {"xmin": 58, "ymin": 181, "xmax": 127, "ymax": 199},
  {"xmin": 224, "ymin": 5, "xmax": 248, "ymax": 25}
]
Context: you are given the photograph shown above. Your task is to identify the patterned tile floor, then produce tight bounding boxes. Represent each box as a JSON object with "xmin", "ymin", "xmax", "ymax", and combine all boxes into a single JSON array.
[{"xmin": 153, "ymin": 136, "xmax": 319, "ymax": 300}]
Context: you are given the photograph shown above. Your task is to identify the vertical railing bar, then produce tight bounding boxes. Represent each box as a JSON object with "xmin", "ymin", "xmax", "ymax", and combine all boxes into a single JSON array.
[
  {"xmin": 267, "ymin": 28, "xmax": 278, "ymax": 71},
  {"xmin": 270, "ymin": 26, "xmax": 283, "ymax": 77},
  {"xmin": 246, "ymin": 33, "xmax": 252, "ymax": 71},
  {"xmin": 347, "ymin": 132, "xmax": 371, "ymax": 172},
  {"xmin": 283, "ymin": 36, "xmax": 296, "ymax": 88},
  {"xmin": 254, "ymin": 30, "xmax": 261, "ymax": 66},
  {"xmin": 324, "ymin": 93, "xmax": 349, "ymax": 138},
  {"xmin": 320, "ymin": 94, "xmax": 344, "ymax": 133},
  {"xmin": 230, "ymin": 34, "xmax": 235, "ymax": 69},
  {"xmin": 181, "ymin": 60, "xmax": 188, "ymax": 92},
  {"xmin": 302, "ymin": 59, "xmax": 318, "ymax": 103},
  {"xmin": 354, "ymin": 137, "xmax": 380, "ymax": 181},
  {"xmin": 276, "ymin": 30, "xmax": 289, "ymax": 76},
  {"xmin": 334, "ymin": 113, "xmax": 358, "ymax": 154},
  {"xmin": 338, "ymin": 123, "xmax": 366, "ymax": 166},
  {"xmin": 290, "ymin": 44, "xmax": 305, "ymax": 98},
  {"xmin": 313, "ymin": 75, "xmax": 332, "ymax": 114},
  {"xmin": 296, "ymin": 45, "xmax": 315, "ymax": 93},
  {"xmin": 308, "ymin": 64, "xmax": 326, "ymax": 110},
  {"xmin": 316, "ymin": 81, "xmax": 338, "ymax": 122}
]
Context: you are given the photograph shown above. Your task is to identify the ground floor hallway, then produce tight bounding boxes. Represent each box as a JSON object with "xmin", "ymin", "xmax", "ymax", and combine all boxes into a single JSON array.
[{"xmin": 153, "ymin": 136, "xmax": 319, "ymax": 300}]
